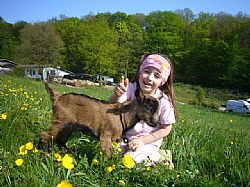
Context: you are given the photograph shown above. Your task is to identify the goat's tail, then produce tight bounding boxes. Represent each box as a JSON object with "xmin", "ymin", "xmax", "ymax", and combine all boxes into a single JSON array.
[{"xmin": 45, "ymin": 83, "xmax": 59, "ymax": 103}]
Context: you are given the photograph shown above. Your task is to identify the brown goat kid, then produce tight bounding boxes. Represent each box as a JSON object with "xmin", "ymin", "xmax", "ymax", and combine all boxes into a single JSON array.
[{"xmin": 39, "ymin": 83, "xmax": 159, "ymax": 157}]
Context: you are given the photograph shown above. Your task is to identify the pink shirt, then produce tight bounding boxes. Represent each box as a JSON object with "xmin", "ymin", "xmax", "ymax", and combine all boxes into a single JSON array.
[{"xmin": 118, "ymin": 82, "xmax": 176, "ymax": 147}]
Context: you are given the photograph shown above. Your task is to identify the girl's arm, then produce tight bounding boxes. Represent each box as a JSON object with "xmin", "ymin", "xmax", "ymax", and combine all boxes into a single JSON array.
[{"xmin": 128, "ymin": 124, "xmax": 172, "ymax": 151}]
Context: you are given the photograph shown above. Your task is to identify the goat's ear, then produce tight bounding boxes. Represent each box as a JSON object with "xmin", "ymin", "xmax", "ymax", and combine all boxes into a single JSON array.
[{"xmin": 119, "ymin": 101, "xmax": 132, "ymax": 112}]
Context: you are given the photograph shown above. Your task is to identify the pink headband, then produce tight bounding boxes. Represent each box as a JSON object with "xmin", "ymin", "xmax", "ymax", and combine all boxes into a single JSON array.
[{"xmin": 139, "ymin": 54, "xmax": 171, "ymax": 85}]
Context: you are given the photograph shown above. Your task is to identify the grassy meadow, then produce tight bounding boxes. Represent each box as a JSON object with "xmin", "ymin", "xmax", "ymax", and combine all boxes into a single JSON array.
[{"xmin": 0, "ymin": 75, "xmax": 249, "ymax": 187}]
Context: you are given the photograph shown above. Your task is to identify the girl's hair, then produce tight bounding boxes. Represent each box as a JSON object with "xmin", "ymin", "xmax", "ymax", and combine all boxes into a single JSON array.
[{"xmin": 131, "ymin": 53, "xmax": 177, "ymax": 115}]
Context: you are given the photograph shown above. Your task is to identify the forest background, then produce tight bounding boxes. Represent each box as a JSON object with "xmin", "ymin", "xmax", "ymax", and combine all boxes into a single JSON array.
[{"xmin": 1, "ymin": 8, "xmax": 250, "ymax": 93}]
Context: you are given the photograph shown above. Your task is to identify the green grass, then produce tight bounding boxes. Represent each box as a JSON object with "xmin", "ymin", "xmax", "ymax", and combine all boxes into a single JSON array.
[{"xmin": 0, "ymin": 75, "xmax": 249, "ymax": 187}]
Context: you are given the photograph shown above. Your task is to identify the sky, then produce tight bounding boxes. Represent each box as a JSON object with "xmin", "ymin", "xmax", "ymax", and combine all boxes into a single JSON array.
[{"xmin": 1, "ymin": 0, "xmax": 250, "ymax": 24}]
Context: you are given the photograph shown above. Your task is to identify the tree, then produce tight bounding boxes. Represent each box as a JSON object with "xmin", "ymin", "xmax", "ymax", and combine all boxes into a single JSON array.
[
  {"xmin": 17, "ymin": 23, "xmax": 64, "ymax": 66},
  {"xmin": 53, "ymin": 17, "xmax": 86, "ymax": 71},
  {"xmin": 0, "ymin": 17, "xmax": 16, "ymax": 60},
  {"xmin": 80, "ymin": 18, "xmax": 119, "ymax": 78},
  {"xmin": 144, "ymin": 11, "xmax": 187, "ymax": 68}
]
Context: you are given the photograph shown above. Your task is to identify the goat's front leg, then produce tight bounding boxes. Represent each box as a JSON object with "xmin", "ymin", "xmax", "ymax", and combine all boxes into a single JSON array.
[
  {"xmin": 99, "ymin": 131, "xmax": 113, "ymax": 158},
  {"xmin": 39, "ymin": 120, "xmax": 72, "ymax": 151}
]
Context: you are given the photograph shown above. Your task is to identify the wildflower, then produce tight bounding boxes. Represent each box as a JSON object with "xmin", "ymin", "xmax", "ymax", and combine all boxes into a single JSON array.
[
  {"xmin": 91, "ymin": 159, "xmax": 99, "ymax": 165},
  {"xmin": 118, "ymin": 179, "xmax": 126, "ymax": 186},
  {"xmin": 32, "ymin": 148, "xmax": 39, "ymax": 153},
  {"xmin": 230, "ymin": 141, "xmax": 234, "ymax": 145},
  {"xmin": 112, "ymin": 142, "xmax": 118, "ymax": 149},
  {"xmin": 106, "ymin": 165, "xmax": 116, "ymax": 173},
  {"xmin": 25, "ymin": 142, "xmax": 34, "ymax": 150},
  {"xmin": 122, "ymin": 154, "xmax": 135, "ymax": 169},
  {"xmin": 56, "ymin": 180, "xmax": 73, "ymax": 187},
  {"xmin": 117, "ymin": 148, "xmax": 122, "ymax": 153},
  {"xmin": 0, "ymin": 112, "xmax": 7, "ymax": 120},
  {"xmin": 62, "ymin": 154, "xmax": 74, "ymax": 170},
  {"xmin": 230, "ymin": 119, "xmax": 233, "ymax": 123},
  {"xmin": 20, "ymin": 106, "xmax": 27, "ymax": 111},
  {"xmin": 54, "ymin": 153, "xmax": 62, "ymax": 161},
  {"xmin": 146, "ymin": 166, "xmax": 151, "ymax": 171},
  {"xmin": 15, "ymin": 158, "xmax": 24, "ymax": 166},
  {"xmin": 19, "ymin": 145, "xmax": 28, "ymax": 155}
]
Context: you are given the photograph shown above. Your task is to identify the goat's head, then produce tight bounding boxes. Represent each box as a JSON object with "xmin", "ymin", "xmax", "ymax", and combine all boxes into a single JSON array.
[{"xmin": 134, "ymin": 89, "xmax": 160, "ymax": 127}]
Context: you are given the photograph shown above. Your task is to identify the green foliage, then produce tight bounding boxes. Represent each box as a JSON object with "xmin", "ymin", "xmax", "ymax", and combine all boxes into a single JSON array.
[
  {"xmin": 16, "ymin": 23, "xmax": 65, "ymax": 66},
  {"xmin": 0, "ymin": 18, "xmax": 17, "ymax": 60},
  {"xmin": 1, "ymin": 10, "xmax": 250, "ymax": 91},
  {"xmin": 80, "ymin": 18, "xmax": 119, "ymax": 77},
  {"xmin": 0, "ymin": 75, "xmax": 250, "ymax": 186}
]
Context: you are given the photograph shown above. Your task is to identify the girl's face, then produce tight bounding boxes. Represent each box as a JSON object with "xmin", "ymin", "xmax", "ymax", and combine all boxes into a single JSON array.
[{"xmin": 138, "ymin": 67, "xmax": 163, "ymax": 96}]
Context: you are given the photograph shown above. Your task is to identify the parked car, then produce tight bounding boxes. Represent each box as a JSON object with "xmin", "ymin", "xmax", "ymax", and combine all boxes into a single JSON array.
[
  {"xmin": 95, "ymin": 75, "xmax": 115, "ymax": 85},
  {"xmin": 226, "ymin": 100, "xmax": 250, "ymax": 114},
  {"xmin": 63, "ymin": 73, "xmax": 94, "ymax": 81}
]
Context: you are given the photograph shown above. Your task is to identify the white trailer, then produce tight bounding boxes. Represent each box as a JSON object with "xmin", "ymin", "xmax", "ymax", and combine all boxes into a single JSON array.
[{"xmin": 226, "ymin": 100, "xmax": 250, "ymax": 114}]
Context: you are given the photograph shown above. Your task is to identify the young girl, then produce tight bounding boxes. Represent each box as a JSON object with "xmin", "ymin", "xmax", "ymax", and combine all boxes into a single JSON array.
[{"xmin": 109, "ymin": 53, "xmax": 176, "ymax": 164}]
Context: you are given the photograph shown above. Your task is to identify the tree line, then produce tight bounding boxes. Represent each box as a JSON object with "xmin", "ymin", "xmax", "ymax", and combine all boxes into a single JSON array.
[{"xmin": 1, "ymin": 9, "xmax": 250, "ymax": 92}]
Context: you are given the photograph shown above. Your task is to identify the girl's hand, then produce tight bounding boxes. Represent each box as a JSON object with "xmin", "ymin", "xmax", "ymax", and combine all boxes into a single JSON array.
[
  {"xmin": 128, "ymin": 138, "xmax": 144, "ymax": 151},
  {"xmin": 114, "ymin": 76, "xmax": 129, "ymax": 97}
]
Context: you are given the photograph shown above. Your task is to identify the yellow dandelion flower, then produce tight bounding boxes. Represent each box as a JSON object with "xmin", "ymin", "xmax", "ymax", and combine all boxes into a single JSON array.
[
  {"xmin": 118, "ymin": 180, "xmax": 126, "ymax": 186},
  {"xmin": 122, "ymin": 154, "xmax": 135, "ymax": 169},
  {"xmin": 1, "ymin": 112, "xmax": 7, "ymax": 120},
  {"xmin": 20, "ymin": 106, "xmax": 27, "ymax": 111},
  {"xmin": 99, "ymin": 151, "xmax": 103, "ymax": 155},
  {"xmin": 19, "ymin": 145, "xmax": 28, "ymax": 155},
  {"xmin": 117, "ymin": 148, "xmax": 122, "ymax": 153},
  {"xmin": 112, "ymin": 142, "xmax": 118, "ymax": 149},
  {"xmin": 62, "ymin": 162, "xmax": 74, "ymax": 170},
  {"xmin": 106, "ymin": 166, "xmax": 114, "ymax": 173},
  {"xmin": 54, "ymin": 153, "xmax": 62, "ymax": 162},
  {"xmin": 146, "ymin": 166, "xmax": 151, "ymax": 171},
  {"xmin": 91, "ymin": 159, "xmax": 99, "ymax": 165},
  {"xmin": 106, "ymin": 165, "xmax": 115, "ymax": 173},
  {"xmin": 32, "ymin": 148, "xmax": 39, "ymax": 153},
  {"xmin": 229, "ymin": 119, "xmax": 233, "ymax": 123},
  {"xmin": 231, "ymin": 141, "xmax": 234, "ymax": 145},
  {"xmin": 25, "ymin": 142, "xmax": 34, "ymax": 150},
  {"xmin": 15, "ymin": 158, "xmax": 24, "ymax": 166},
  {"xmin": 56, "ymin": 180, "xmax": 73, "ymax": 187},
  {"xmin": 62, "ymin": 154, "xmax": 74, "ymax": 170}
]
